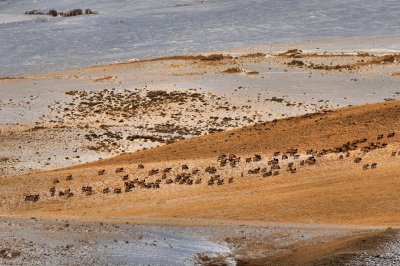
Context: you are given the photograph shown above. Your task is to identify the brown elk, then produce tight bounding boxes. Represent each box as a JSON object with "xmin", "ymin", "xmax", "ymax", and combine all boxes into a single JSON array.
[
  {"xmin": 182, "ymin": 165, "xmax": 189, "ymax": 170},
  {"xmin": 148, "ymin": 169, "xmax": 159, "ymax": 176},
  {"xmin": 116, "ymin": 168, "xmax": 124, "ymax": 173},
  {"xmin": 165, "ymin": 179, "xmax": 173, "ymax": 184},
  {"xmin": 388, "ymin": 132, "xmax": 396, "ymax": 138},
  {"xmin": 82, "ymin": 186, "xmax": 93, "ymax": 196},
  {"xmin": 138, "ymin": 164, "xmax": 145, "ymax": 169},
  {"xmin": 98, "ymin": 170, "xmax": 106, "ymax": 176},
  {"xmin": 354, "ymin": 157, "xmax": 362, "ymax": 163},
  {"xmin": 102, "ymin": 188, "xmax": 110, "ymax": 194},
  {"xmin": 195, "ymin": 178, "xmax": 202, "ymax": 184},
  {"xmin": 113, "ymin": 188, "xmax": 122, "ymax": 194},
  {"xmin": 228, "ymin": 177, "xmax": 234, "ymax": 183},
  {"xmin": 163, "ymin": 167, "xmax": 172, "ymax": 173},
  {"xmin": 50, "ymin": 187, "xmax": 56, "ymax": 197},
  {"xmin": 363, "ymin": 164, "xmax": 369, "ymax": 170},
  {"xmin": 371, "ymin": 163, "xmax": 377, "ymax": 169},
  {"xmin": 66, "ymin": 175, "xmax": 73, "ymax": 181},
  {"xmin": 122, "ymin": 175, "xmax": 129, "ymax": 181},
  {"xmin": 205, "ymin": 166, "xmax": 217, "ymax": 174},
  {"xmin": 53, "ymin": 178, "xmax": 59, "ymax": 184},
  {"xmin": 24, "ymin": 194, "xmax": 39, "ymax": 202},
  {"xmin": 253, "ymin": 154, "xmax": 262, "ymax": 161},
  {"xmin": 263, "ymin": 171, "xmax": 272, "ymax": 177},
  {"xmin": 245, "ymin": 158, "xmax": 252, "ymax": 163}
]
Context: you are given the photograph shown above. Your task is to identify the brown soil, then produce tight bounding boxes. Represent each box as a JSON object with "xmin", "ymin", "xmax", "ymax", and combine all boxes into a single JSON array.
[{"xmin": 238, "ymin": 228, "xmax": 397, "ymax": 265}]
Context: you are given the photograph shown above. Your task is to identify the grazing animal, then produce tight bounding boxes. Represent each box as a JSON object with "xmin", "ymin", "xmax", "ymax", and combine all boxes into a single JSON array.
[
  {"xmin": 115, "ymin": 168, "xmax": 124, "ymax": 173},
  {"xmin": 81, "ymin": 186, "xmax": 93, "ymax": 195},
  {"xmin": 391, "ymin": 151, "xmax": 397, "ymax": 157},
  {"xmin": 339, "ymin": 155, "xmax": 344, "ymax": 160},
  {"xmin": 377, "ymin": 134, "xmax": 384, "ymax": 140},
  {"xmin": 98, "ymin": 170, "xmax": 106, "ymax": 176},
  {"xmin": 192, "ymin": 168, "xmax": 200, "ymax": 174},
  {"xmin": 207, "ymin": 179, "xmax": 214, "ymax": 186},
  {"xmin": 122, "ymin": 175, "xmax": 129, "ymax": 181},
  {"xmin": 102, "ymin": 188, "xmax": 110, "ymax": 194},
  {"xmin": 66, "ymin": 175, "xmax": 73, "ymax": 181},
  {"xmin": 217, "ymin": 179, "xmax": 224, "ymax": 185},
  {"xmin": 300, "ymin": 160, "xmax": 305, "ymax": 166},
  {"xmin": 388, "ymin": 132, "xmax": 396, "ymax": 138},
  {"xmin": 205, "ymin": 166, "xmax": 217, "ymax": 174},
  {"xmin": 53, "ymin": 178, "xmax": 59, "ymax": 184},
  {"xmin": 228, "ymin": 177, "xmax": 234, "ymax": 183},
  {"xmin": 58, "ymin": 191, "xmax": 65, "ymax": 197},
  {"xmin": 253, "ymin": 154, "xmax": 262, "ymax": 161},
  {"xmin": 50, "ymin": 187, "xmax": 56, "ymax": 196},
  {"xmin": 138, "ymin": 164, "xmax": 145, "ymax": 169},
  {"xmin": 354, "ymin": 157, "xmax": 362, "ymax": 163},
  {"xmin": 163, "ymin": 168, "xmax": 172, "ymax": 173},
  {"xmin": 162, "ymin": 173, "xmax": 167, "ymax": 179},
  {"xmin": 182, "ymin": 165, "xmax": 189, "ymax": 170},
  {"xmin": 165, "ymin": 179, "xmax": 173, "ymax": 184},
  {"xmin": 113, "ymin": 188, "xmax": 122, "ymax": 194},
  {"xmin": 263, "ymin": 171, "xmax": 272, "ymax": 177},
  {"xmin": 282, "ymin": 155, "xmax": 288, "ymax": 160},
  {"xmin": 195, "ymin": 178, "xmax": 202, "ymax": 184},
  {"xmin": 148, "ymin": 169, "xmax": 159, "ymax": 176},
  {"xmin": 273, "ymin": 171, "xmax": 280, "ymax": 176},
  {"xmin": 363, "ymin": 164, "xmax": 369, "ymax": 170},
  {"xmin": 245, "ymin": 158, "xmax": 252, "ymax": 163},
  {"xmin": 371, "ymin": 163, "xmax": 377, "ymax": 169},
  {"xmin": 24, "ymin": 194, "xmax": 40, "ymax": 202},
  {"xmin": 271, "ymin": 164, "xmax": 280, "ymax": 170},
  {"xmin": 273, "ymin": 151, "xmax": 280, "ymax": 157}
]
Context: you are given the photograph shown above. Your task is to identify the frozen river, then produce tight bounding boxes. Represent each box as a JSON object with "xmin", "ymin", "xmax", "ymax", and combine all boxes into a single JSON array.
[{"xmin": 1, "ymin": 0, "xmax": 400, "ymax": 76}]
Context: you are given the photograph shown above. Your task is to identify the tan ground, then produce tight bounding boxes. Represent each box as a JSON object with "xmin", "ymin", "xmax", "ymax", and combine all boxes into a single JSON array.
[{"xmin": 1, "ymin": 100, "xmax": 400, "ymax": 228}]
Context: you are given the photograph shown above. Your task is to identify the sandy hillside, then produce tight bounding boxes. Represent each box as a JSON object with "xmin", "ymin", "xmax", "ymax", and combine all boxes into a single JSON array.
[
  {"xmin": 2, "ymin": 43, "xmax": 400, "ymax": 177},
  {"xmin": 1, "ymin": 100, "xmax": 400, "ymax": 227}
]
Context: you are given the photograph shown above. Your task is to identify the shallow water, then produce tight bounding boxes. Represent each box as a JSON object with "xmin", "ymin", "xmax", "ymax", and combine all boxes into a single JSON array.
[{"xmin": 0, "ymin": 0, "xmax": 400, "ymax": 76}]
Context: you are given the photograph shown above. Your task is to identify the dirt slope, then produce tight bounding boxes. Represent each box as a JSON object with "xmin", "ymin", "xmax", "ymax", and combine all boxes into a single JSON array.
[{"xmin": 1, "ymin": 100, "xmax": 400, "ymax": 226}]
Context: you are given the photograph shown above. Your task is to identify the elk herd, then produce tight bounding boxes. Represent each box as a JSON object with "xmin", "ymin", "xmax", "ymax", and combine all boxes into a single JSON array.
[{"xmin": 24, "ymin": 131, "xmax": 398, "ymax": 203}]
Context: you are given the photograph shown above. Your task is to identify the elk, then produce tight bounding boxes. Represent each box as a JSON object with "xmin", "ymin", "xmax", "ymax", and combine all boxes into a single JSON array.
[
  {"xmin": 50, "ymin": 187, "xmax": 56, "ymax": 197},
  {"xmin": 195, "ymin": 178, "xmax": 202, "ymax": 184},
  {"xmin": 138, "ymin": 164, "xmax": 145, "ymax": 169},
  {"xmin": 122, "ymin": 175, "xmax": 129, "ymax": 181},
  {"xmin": 102, "ymin": 188, "xmax": 110, "ymax": 194},
  {"xmin": 354, "ymin": 157, "xmax": 362, "ymax": 163},
  {"xmin": 245, "ymin": 158, "xmax": 252, "ymax": 163},
  {"xmin": 115, "ymin": 167, "xmax": 124, "ymax": 173},
  {"xmin": 228, "ymin": 177, "xmax": 234, "ymax": 183},
  {"xmin": 66, "ymin": 175, "xmax": 73, "ymax": 181},
  {"xmin": 98, "ymin": 170, "xmax": 106, "ymax": 176},
  {"xmin": 113, "ymin": 188, "xmax": 122, "ymax": 194},
  {"xmin": 371, "ymin": 163, "xmax": 377, "ymax": 169},
  {"xmin": 53, "ymin": 178, "xmax": 59, "ymax": 184},
  {"xmin": 253, "ymin": 154, "xmax": 262, "ymax": 161},
  {"xmin": 363, "ymin": 164, "xmax": 369, "ymax": 170},
  {"xmin": 163, "ymin": 167, "xmax": 172, "ymax": 173},
  {"xmin": 388, "ymin": 132, "xmax": 395, "ymax": 138},
  {"xmin": 182, "ymin": 165, "xmax": 189, "ymax": 170},
  {"xmin": 82, "ymin": 186, "xmax": 93, "ymax": 195},
  {"xmin": 263, "ymin": 171, "xmax": 272, "ymax": 177},
  {"xmin": 24, "ymin": 194, "xmax": 39, "ymax": 202}
]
